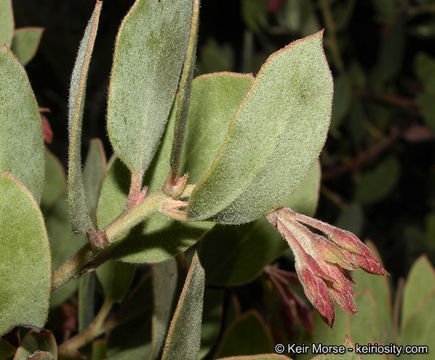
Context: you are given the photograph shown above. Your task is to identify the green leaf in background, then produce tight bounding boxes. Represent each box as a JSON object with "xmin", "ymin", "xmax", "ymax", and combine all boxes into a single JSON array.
[
  {"xmin": 330, "ymin": 75, "xmax": 351, "ymax": 131},
  {"xmin": 107, "ymin": 0, "xmax": 194, "ymax": 175},
  {"xmin": 373, "ymin": 20, "xmax": 405, "ymax": 85},
  {"xmin": 198, "ymin": 39, "xmax": 234, "ymax": 74},
  {"xmin": 414, "ymin": 52, "xmax": 435, "ymax": 93},
  {"xmin": 106, "ymin": 310, "xmax": 152, "ymax": 360},
  {"xmin": 67, "ymin": 0, "xmax": 101, "ymax": 235},
  {"xmin": 401, "ymin": 255, "xmax": 435, "ymax": 330},
  {"xmin": 188, "ymin": 32, "xmax": 333, "ymax": 224},
  {"xmin": 41, "ymin": 149, "xmax": 65, "ymax": 209},
  {"xmin": 47, "ymin": 196, "xmax": 86, "ymax": 308},
  {"xmin": 216, "ymin": 311, "xmax": 274, "ymax": 358},
  {"xmin": 92, "ymin": 339, "xmax": 107, "ymax": 360},
  {"xmin": 83, "ymin": 138, "xmax": 106, "ymax": 220},
  {"xmin": 217, "ymin": 356, "xmax": 290, "ymax": 360},
  {"xmin": 11, "ymin": 27, "xmax": 44, "ymax": 66},
  {"xmin": 0, "ymin": 0, "xmax": 13, "ymax": 47},
  {"xmin": 199, "ymin": 289, "xmax": 224, "ymax": 359},
  {"xmin": 347, "ymin": 98, "xmax": 367, "ymax": 145},
  {"xmin": 98, "ymin": 73, "xmax": 253, "ymax": 263},
  {"xmin": 150, "ymin": 258, "xmax": 178, "ymax": 360},
  {"xmin": 199, "ymin": 161, "xmax": 321, "ymax": 286},
  {"xmin": 399, "ymin": 289, "xmax": 435, "ymax": 358},
  {"xmin": 241, "ymin": 0, "xmax": 268, "ymax": 32},
  {"xmin": 0, "ymin": 47, "xmax": 44, "ymax": 203},
  {"xmin": 0, "ymin": 173, "xmax": 51, "ymax": 335},
  {"xmin": 351, "ymin": 241, "xmax": 392, "ymax": 342},
  {"xmin": 161, "ymin": 253, "xmax": 205, "ymax": 360},
  {"xmin": 13, "ymin": 330, "xmax": 57, "ymax": 360},
  {"xmin": 416, "ymin": 91, "xmax": 435, "ymax": 133},
  {"xmin": 355, "ymin": 156, "xmax": 400, "ymax": 204},
  {"xmin": 298, "ymin": 290, "xmax": 378, "ymax": 360},
  {"xmin": 0, "ymin": 339, "xmax": 15, "ymax": 360},
  {"xmin": 96, "ymin": 260, "xmax": 135, "ymax": 303},
  {"xmin": 78, "ymin": 272, "xmax": 96, "ymax": 332},
  {"xmin": 336, "ymin": 203, "xmax": 364, "ymax": 237}
]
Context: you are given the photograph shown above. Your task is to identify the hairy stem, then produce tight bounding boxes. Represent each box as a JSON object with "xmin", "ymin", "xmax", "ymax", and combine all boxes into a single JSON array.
[
  {"xmin": 52, "ymin": 191, "xmax": 168, "ymax": 291},
  {"xmin": 58, "ymin": 298, "xmax": 113, "ymax": 356}
]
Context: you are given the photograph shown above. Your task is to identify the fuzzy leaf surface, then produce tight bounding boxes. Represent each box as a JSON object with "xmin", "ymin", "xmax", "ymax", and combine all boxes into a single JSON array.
[
  {"xmin": 97, "ymin": 73, "xmax": 252, "ymax": 263},
  {"xmin": 150, "ymin": 258, "xmax": 178, "ymax": 360},
  {"xmin": 161, "ymin": 253, "xmax": 205, "ymax": 360},
  {"xmin": 0, "ymin": 0, "xmax": 13, "ymax": 47},
  {"xmin": 46, "ymin": 196, "xmax": 86, "ymax": 307},
  {"xmin": 11, "ymin": 27, "xmax": 43, "ymax": 65},
  {"xmin": 188, "ymin": 32, "xmax": 332, "ymax": 224},
  {"xmin": 67, "ymin": 1, "xmax": 101, "ymax": 234},
  {"xmin": 0, "ymin": 173, "xmax": 51, "ymax": 335},
  {"xmin": 199, "ymin": 161, "xmax": 320, "ymax": 286},
  {"xmin": 82, "ymin": 138, "xmax": 106, "ymax": 220},
  {"xmin": 107, "ymin": 0, "xmax": 194, "ymax": 173},
  {"xmin": 0, "ymin": 47, "xmax": 44, "ymax": 203}
]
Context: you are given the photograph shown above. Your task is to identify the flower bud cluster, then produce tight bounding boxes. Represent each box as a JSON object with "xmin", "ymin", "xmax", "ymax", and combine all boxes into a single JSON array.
[{"xmin": 267, "ymin": 208, "xmax": 388, "ymax": 327}]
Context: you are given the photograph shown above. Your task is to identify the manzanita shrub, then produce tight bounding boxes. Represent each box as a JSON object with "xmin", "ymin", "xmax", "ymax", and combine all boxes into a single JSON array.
[{"xmin": 4, "ymin": 0, "xmax": 427, "ymax": 359}]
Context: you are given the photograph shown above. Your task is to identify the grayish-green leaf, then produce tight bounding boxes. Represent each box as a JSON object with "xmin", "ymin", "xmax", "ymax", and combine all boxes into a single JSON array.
[
  {"xmin": 215, "ymin": 311, "xmax": 274, "ymax": 358},
  {"xmin": 199, "ymin": 290, "xmax": 224, "ymax": 359},
  {"xmin": 47, "ymin": 196, "xmax": 86, "ymax": 308},
  {"xmin": 97, "ymin": 73, "xmax": 253, "ymax": 263},
  {"xmin": 67, "ymin": 1, "xmax": 101, "ymax": 234},
  {"xmin": 355, "ymin": 156, "xmax": 400, "ymax": 204},
  {"xmin": 199, "ymin": 161, "xmax": 321, "ymax": 286},
  {"xmin": 13, "ymin": 330, "xmax": 57, "ymax": 360},
  {"xmin": 83, "ymin": 138, "xmax": 106, "ymax": 221},
  {"xmin": 150, "ymin": 258, "xmax": 177, "ymax": 360},
  {"xmin": 78, "ymin": 272, "xmax": 96, "ymax": 332},
  {"xmin": 168, "ymin": 0, "xmax": 200, "ymax": 175},
  {"xmin": 401, "ymin": 255, "xmax": 435, "ymax": 330},
  {"xmin": 188, "ymin": 32, "xmax": 333, "ymax": 224},
  {"xmin": 107, "ymin": 0, "xmax": 194, "ymax": 174},
  {"xmin": 11, "ymin": 27, "xmax": 44, "ymax": 66},
  {"xmin": 0, "ymin": 173, "xmax": 51, "ymax": 335},
  {"xmin": 26, "ymin": 352, "xmax": 54, "ymax": 360},
  {"xmin": 41, "ymin": 149, "xmax": 65, "ymax": 209},
  {"xmin": 161, "ymin": 253, "xmax": 205, "ymax": 360},
  {"xmin": 0, "ymin": 0, "xmax": 13, "ymax": 47},
  {"xmin": 0, "ymin": 47, "xmax": 44, "ymax": 203},
  {"xmin": 96, "ymin": 260, "xmax": 136, "ymax": 303}
]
